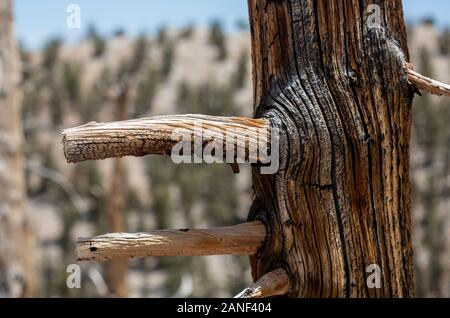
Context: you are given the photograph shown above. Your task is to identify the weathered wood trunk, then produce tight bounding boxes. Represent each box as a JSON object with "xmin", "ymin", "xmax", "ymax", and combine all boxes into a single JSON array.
[
  {"xmin": 0, "ymin": 0, "xmax": 35, "ymax": 297},
  {"xmin": 105, "ymin": 90, "xmax": 129, "ymax": 297},
  {"xmin": 248, "ymin": 0, "xmax": 414, "ymax": 297}
]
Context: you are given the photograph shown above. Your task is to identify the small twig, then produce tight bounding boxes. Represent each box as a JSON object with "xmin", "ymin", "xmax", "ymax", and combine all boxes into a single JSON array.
[
  {"xmin": 234, "ymin": 268, "xmax": 290, "ymax": 298},
  {"xmin": 87, "ymin": 268, "xmax": 110, "ymax": 297},
  {"xmin": 406, "ymin": 63, "xmax": 450, "ymax": 97},
  {"xmin": 76, "ymin": 221, "xmax": 266, "ymax": 261},
  {"xmin": 25, "ymin": 160, "xmax": 88, "ymax": 217}
]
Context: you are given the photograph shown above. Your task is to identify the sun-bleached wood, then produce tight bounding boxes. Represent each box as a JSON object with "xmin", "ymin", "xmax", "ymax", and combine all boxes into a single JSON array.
[
  {"xmin": 76, "ymin": 221, "xmax": 266, "ymax": 261},
  {"xmin": 62, "ymin": 115, "xmax": 270, "ymax": 164},
  {"xmin": 234, "ymin": 268, "xmax": 290, "ymax": 298},
  {"xmin": 406, "ymin": 67, "xmax": 450, "ymax": 97}
]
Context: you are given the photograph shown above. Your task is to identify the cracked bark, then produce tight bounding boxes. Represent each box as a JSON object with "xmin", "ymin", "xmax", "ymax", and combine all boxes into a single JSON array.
[
  {"xmin": 247, "ymin": 0, "xmax": 414, "ymax": 297},
  {"xmin": 62, "ymin": 115, "xmax": 270, "ymax": 164}
]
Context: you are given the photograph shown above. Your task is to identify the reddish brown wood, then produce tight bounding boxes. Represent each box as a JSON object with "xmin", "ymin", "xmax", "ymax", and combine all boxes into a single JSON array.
[{"xmin": 247, "ymin": 0, "xmax": 414, "ymax": 298}]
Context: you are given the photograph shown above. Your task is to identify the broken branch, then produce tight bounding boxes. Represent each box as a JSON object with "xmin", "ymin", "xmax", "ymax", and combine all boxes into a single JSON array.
[
  {"xmin": 62, "ymin": 115, "xmax": 270, "ymax": 164},
  {"xmin": 406, "ymin": 64, "xmax": 450, "ymax": 97},
  {"xmin": 234, "ymin": 268, "xmax": 290, "ymax": 298},
  {"xmin": 76, "ymin": 221, "xmax": 266, "ymax": 261}
]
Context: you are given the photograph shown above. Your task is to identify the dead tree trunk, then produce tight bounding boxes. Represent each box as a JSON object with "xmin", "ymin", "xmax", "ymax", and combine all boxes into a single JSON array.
[
  {"xmin": 247, "ymin": 0, "xmax": 414, "ymax": 297},
  {"xmin": 105, "ymin": 89, "xmax": 129, "ymax": 297},
  {"xmin": 0, "ymin": 0, "xmax": 35, "ymax": 298},
  {"xmin": 62, "ymin": 0, "xmax": 450, "ymax": 298}
]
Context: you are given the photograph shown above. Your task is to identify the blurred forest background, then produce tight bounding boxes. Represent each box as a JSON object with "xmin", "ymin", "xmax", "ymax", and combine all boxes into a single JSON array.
[{"xmin": 1, "ymin": 3, "xmax": 450, "ymax": 298}]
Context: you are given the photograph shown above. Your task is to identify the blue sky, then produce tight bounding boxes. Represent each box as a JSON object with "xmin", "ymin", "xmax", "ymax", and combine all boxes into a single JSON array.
[{"xmin": 14, "ymin": 0, "xmax": 450, "ymax": 50}]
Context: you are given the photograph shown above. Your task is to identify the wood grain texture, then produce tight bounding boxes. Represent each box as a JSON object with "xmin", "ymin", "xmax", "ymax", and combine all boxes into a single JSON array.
[
  {"xmin": 62, "ymin": 115, "xmax": 270, "ymax": 163},
  {"xmin": 76, "ymin": 221, "xmax": 266, "ymax": 261},
  {"xmin": 407, "ymin": 68, "xmax": 450, "ymax": 97},
  {"xmin": 247, "ymin": 0, "xmax": 414, "ymax": 297},
  {"xmin": 234, "ymin": 268, "xmax": 289, "ymax": 298}
]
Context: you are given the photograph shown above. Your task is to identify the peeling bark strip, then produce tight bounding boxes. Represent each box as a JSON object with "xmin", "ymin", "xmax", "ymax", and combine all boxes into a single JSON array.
[
  {"xmin": 248, "ymin": 0, "xmax": 414, "ymax": 297},
  {"xmin": 62, "ymin": 115, "xmax": 270, "ymax": 164},
  {"xmin": 76, "ymin": 221, "xmax": 266, "ymax": 261},
  {"xmin": 234, "ymin": 268, "xmax": 290, "ymax": 298}
]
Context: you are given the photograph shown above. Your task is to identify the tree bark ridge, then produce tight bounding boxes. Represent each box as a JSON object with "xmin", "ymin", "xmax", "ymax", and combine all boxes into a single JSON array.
[{"xmin": 247, "ymin": 0, "xmax": 414, "ymax": 298}]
